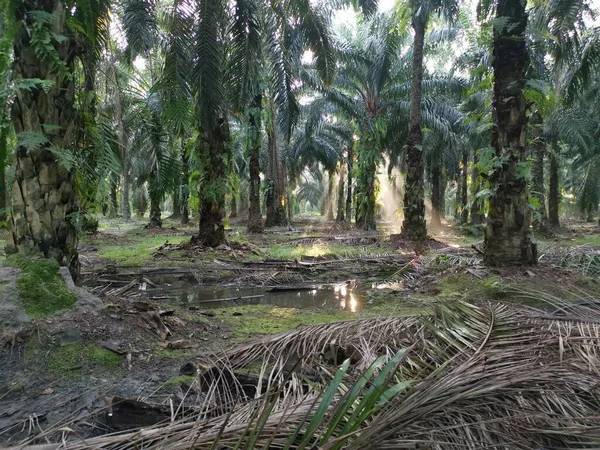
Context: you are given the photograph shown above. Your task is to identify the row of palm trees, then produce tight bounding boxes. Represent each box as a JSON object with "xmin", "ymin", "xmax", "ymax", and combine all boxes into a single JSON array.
[{"xmin": 1, "ymin": 0, "xmax": 599, "ymax": 276}]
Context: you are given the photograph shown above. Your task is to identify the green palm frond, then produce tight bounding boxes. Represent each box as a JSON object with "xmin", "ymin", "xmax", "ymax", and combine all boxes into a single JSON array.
[
  {"xmin": 192, "ymin": 0, "xmax": 226, "ymax": 131},
  {"xmin": 122, "ymin": 0, "xmax": 158, "ymax": 58},
  {"xmin": 227, "ymin": 0, "xmax": 262, "ymax": 112}
]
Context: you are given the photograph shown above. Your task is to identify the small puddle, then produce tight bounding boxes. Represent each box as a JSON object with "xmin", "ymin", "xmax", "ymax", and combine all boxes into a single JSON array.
[{"xmin": 163, "ymin": 281, "xmax": 364, "ymax": 311}]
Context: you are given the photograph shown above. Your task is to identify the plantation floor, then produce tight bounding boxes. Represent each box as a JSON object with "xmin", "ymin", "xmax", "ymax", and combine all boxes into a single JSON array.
[{"xmin": 1, "ymin": 215, "xmax": 600, "ymax": 445}]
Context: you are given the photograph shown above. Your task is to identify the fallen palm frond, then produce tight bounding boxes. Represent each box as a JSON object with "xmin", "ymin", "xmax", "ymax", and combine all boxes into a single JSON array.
[
  {"xmin": 540, "ymin": 244, "xmax": 600, "ymax": 276},
  {"xmin": 15, "ymin": 299, "xmax": 600, "ymax": 449}
]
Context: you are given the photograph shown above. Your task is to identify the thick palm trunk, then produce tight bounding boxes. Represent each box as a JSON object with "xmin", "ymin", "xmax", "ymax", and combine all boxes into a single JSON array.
[
  {"xmin": 470, "ymin": 150, "xmax": 484, "ymax": 225},
  {"xmin": 264, "ymin": 116, "xmax": 287, "ymax": 227},
  {"xmin": 10, "ymin": 0, "xmax": 79, "ymax": 277},
  {"xmin": 401, "ymin": 22, "xmax": 427, "ymax": 240},
  {"xmin": 198, "ymin": 117, "xmax": 230, "ymax": 246},
  {"xmin": 430, "ymin": 164, "xmax": 441, "ymax": 228},
  {"xmin": 230, "ymin": 195, "xmax": 238, "ymax": 218},
  {"xmin": 346, "ymin": 146, "xmax": 353, "ymax": 222},
  {"xmin": 109, "ymin": 178, "xmax": 118, "ymax": 218},
  {"xmin": 112, "ymin": 64, "xmax": 130, "ymax": 221},
  {"xmin": 356, "ymin": 138, "xmax": 378, "ymax": 230},
  {"xmin": 148, "ymin": 171, "xmax": 162, "ymax": 227},
  {"xmin": 172, "ymin": 185, "xmax": 181, "ymax": 219},
  {"xmin": 122, "ymin": 167, "xmax": 131, "ymax": 220},
  {"xmin": 181, "ymin": 143, "xmax": 190, "ymax": 225},
  {"xmin": 337, "ymin": 162, "xmax": 346, "ymax": 222},
  {"xmin": 548, "ymin": 151, "xmax": 560, "ymax": 226},
  {"xmin": 0, "ymin": 125, "xmax": 8, "ymax": 222},
  {"xmin": 440, "ymin": 173, "xmax": 447, "ymax": 219},
  {"xmin": 247, "ymin": 93, "xmax": 263, "ymax": 232},
  {"xmin": 326, "ymin": 170, "xmax": 335, "ymax": 221},
  {"xmin": 460, "ymin": 149, "xmax": 468, "ymax": 223},
  {"xmin": 531, "ymin": 123, "xmax": 547, "ymax": 229},
  {"xmin": 0, "ymin": 25, "xmax": 10, "ymax": 223},
  {"xmin": 484, "ymin": 0, "xmax": 536, "ymax": 266}
]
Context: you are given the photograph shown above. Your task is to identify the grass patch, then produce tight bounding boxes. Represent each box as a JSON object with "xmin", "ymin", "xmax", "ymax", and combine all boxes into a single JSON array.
[
  {"xmin": 154, "ymin": 347, "xmax": 195, "ymax": 359},
  {"xmin": 97, "ymin": 235, "xmax": 189, "ymax": 266},
  {"xmin": 26, "ymin": 342, "xmax": 123, "ymax": 378},
  {"xmin": 217, "ymin": 305, "xmax": 355, "ymax": 338},
  {"xmin": 164, "ymin": 375, "xmax": 196, "ymax": 388},
  {"xmin": 437, "ymin": 273, "xmax": 505, "ymax": 300},
  {"xmin": 4, "ymin": 254, "xmax": 76, "ymax": 317},
  {"xmin": 260, "ymin": 242, "xmax": 380, "ymax": 260}
]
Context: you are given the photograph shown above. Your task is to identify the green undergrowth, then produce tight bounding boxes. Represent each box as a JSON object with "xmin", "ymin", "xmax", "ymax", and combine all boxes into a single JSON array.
[
  {"xmin": 216, "ymin": 299, "xmax": 427, "ymax": 340},
  {"xmin": 258, "ymin": 242, "xmax": 387, "ymax": 261},
  {"xmin": 437, "ymin": 274, "xmax": 506, "ymax": 300},
  {"xmin": 26, "ymin": 342, "xmax": 123, "ymax": 378},
  {"xmin": 217, "ymin": 305, "xmax": 355, "ymax": 338},
  {"xmin": 164, "ymin": 375, "xmax": 196, "ymax": 388},
  {"xmin": 4, "ymin": 254, "xmax": 76, "ymax": 317},
  {"xmin": 95, "ymin": 234, "xmax": 189, "ymax": 266}
]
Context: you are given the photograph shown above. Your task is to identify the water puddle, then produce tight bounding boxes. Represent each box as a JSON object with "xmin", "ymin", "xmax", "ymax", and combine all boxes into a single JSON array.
[{"xmin": 162, "ymin": 281, "xmax": 364, "ymax": 311}]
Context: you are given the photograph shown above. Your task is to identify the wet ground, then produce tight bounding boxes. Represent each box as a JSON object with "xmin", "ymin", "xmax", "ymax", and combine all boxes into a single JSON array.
[
  {"xmin": 145, "ymin": 281, "xmax": 366, "ymax": 311},
  {"xmin": 2, "ymin": 217, "xmax": 600, "ymax": 447}
]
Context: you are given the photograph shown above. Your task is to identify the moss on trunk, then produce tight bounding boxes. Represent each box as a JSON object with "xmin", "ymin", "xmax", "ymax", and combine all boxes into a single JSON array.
[
  {"xmin": 484, "ymin": 0, "xmax": 536, "ymax": 266},
  {"xmin": 247, "ymin": 93, "xmax": 263, "ymax": 233},
  {"xmin": 10, "ymin": 0, "xmax": 80, "ymax": 278},
  {"xmin": 198, "ymin": 117, "xmax": 230, "ymax": 247},
  {"xmin": 400, "ymin": 22, "xmax": 427, "ymax": 241}
]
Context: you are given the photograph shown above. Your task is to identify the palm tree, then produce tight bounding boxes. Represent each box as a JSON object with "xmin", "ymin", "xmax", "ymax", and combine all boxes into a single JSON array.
[
  {"xmin": 315, "ymin": 14, "xmax": 462, "ymax": 230},
  {"xmin": 8, "ymin": 0, "xmax": 109, "ymax": 278},
  {"xmin": 528, "ymin": 0, "xmax": 598, "ymax": 227},
  {"xmin": 0, "ymin": 11, "xmax": 13, "ymax": 223},
  {"xmin": 400, "ymin": 0, "xmax": 459, "ymax": 240},
  {"xmin": 482, "ymin": 0, "xmax": 536, "ymax": 265}
]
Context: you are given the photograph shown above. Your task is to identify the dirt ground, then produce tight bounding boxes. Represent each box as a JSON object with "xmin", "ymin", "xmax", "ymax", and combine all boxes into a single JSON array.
[{"xmin": 1, "ymin": 216, "xmax": 600, "ymax": 446}]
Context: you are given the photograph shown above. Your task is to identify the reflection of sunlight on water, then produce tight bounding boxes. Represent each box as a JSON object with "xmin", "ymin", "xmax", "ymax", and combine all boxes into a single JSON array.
[
  {"xmin": 348, "ymin": 293, "xmax": 358, "ymax": 312},
  {"xmin": 335, "ymin": 281, "xmax": 358, "ymax": 312},
  {"xmin": 372, "ymin": 281, "xmax": 403, "ymax": 290}
]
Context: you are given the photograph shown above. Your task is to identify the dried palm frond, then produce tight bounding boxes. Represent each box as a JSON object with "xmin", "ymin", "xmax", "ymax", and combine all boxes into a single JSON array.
[
  {"xmin": 540, "ymin": 244, "xmax": 600, "ymax": 277},
  {"xmin": 16, "ymin": 300, "xmax": 600, "ymax": 450}
]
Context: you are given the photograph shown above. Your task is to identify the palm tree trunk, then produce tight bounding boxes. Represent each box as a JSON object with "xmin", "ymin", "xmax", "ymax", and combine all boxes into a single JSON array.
[
  {"xmin": 113, "ymin": 70, "xmax": 130, "ymax": 221},
  {"xmin": 337, "ymin": 161, "xmax": 346, "ymax": 222},
  {"xmin": 109, "ymin": 178, "xmax": 118, "ymax": 218},
  {"xmin": 230, "ymin": 195, "xmax": 238, "ymax": 219},
  {"xmin": 455, "ymin": 177, "xmax": 461, "ymax": 219},
  {"xmin": 548, "ymin": 151, "xmax": 560, "ymax": 227},
  {"xmin": 181, "ymin": 141, "xmax": 190, "ymax": 225},
  {"xmin": 10, "ymin": 0, "xmax": 79, "ymax": 277},
  {"xmin": 0, "ymin": 125, "xmax": 8, "ymax": 223},
  {"xmin": 0, "ymin": 21, "xmax": 10, "ymax": 224},
  {"xmin": 401, "ymin": 21, "xmax": 427, "ymax": 240},
  {"xmin": 172, "ymin": 185, "xmax": 181, "ymax": 219},
  {"xmin": 148, "ymin": 170, "xmax": 162, "ymax": 227},
  {"xmin": 440, "ymin": 173, "xmax": 447, "ymax": 219},
  {"xmin": 431, "ymin": 163, "xmax": 441, "ymax": 228},
  {"xmin": 265, "ymin": 111, "xmax": 287, "ymax": 227},
  {"xmin": 356, "ymin": 138, "xmax": 377, "ymax": 230},
  {"xmin": 460, "ymin": 149, "xmax": 468, "ymax": 224},
  {"xmin": 470, "ymin": 150, "xmax": 484, "ymax": 225},
  {"xmin": 531, "ymin": 122, "xmax": 547, "ymax": 229},
  {"xmin": 346, "ymin": 145, "xmax": 353, "ymax": 222},
  {"xmin": 326, "ymin": 170, "xmax": 335, "ymax": 221},
  {"xmin": 247, "ymin": 93, "xmax": 263, "ymax": 232},
  {"xmin": 122, "ymin": 167, "xmax": 131, "ymax": 221},
  {"xmin": 198, "ymin": 117, "xmax": 230, "ymax": 246},
  {"xmin": 484, "ymin": 0, "xmax": 536, "ymax": 266}
]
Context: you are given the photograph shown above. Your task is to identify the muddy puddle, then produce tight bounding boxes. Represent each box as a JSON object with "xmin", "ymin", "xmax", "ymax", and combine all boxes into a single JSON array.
[{"xmin": 154, "ymin": 281, "xmax": 365, "ymax": 311}]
